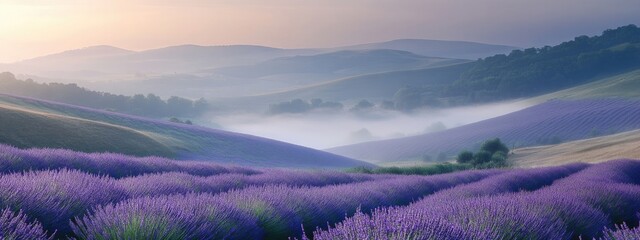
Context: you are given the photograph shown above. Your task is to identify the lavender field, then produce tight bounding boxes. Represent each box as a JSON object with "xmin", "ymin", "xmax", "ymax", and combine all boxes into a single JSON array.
[
  {"xmin": 0, "ymin": 144, "xmax": 638, "ymax": 239},
  {"xmin": 330, "ymin": 99, "xmax": 640, "ymax": 163},
  {"xmin": 0, "ymin": 94, "xmax": 368, "ymax": 168}
]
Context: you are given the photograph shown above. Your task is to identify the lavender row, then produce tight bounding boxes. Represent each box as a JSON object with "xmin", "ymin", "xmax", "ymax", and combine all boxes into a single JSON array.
[
  {"xmin": 119, "ymin": 169, "xmax": 387, "ymax": 198},
  {"xmin": 417, "ymin": 162, "xmax": 588, "ymax": 203},
  {"xmin": 600, "ymin": 218, "xmax": 640, "ymax": 240},
  {"xmin": 310, "ymin": 159, "xmax": 640, "ymax": 239},
  {"xmin": 309, "ymin": 164, "xmax": 591, "ymax": 240},
  {"xmin": 71, "ymin": 169, "xmax": 500, "ymax": 239},
  {"xmin": 0, "ymin": 208, "xmax": 50, "ymax": 240},
  {"xmin": 0, "ymin": 168, "xmax": 388, "ymax": 238},
  {"xmin": 0, "ymin": 144, "xmax": 259, "ymax": 178}
]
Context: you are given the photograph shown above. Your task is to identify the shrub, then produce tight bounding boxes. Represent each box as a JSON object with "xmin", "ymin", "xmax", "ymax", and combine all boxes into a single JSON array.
[
  {"xmin": 473, "ymin": 150, "xmax": 493, "ymax": 165},
  {"xmin": 456, "ymin": 151, "xmax": 474, "ymax": 164},
  {"xmin": 480, "ymin": 138, "xmax": 509, "ymax": 155}
]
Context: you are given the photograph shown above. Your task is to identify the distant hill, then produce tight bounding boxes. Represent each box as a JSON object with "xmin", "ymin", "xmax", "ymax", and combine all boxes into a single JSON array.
[
  {"xmin": 338, "ymin": 39, "xmax": 519, "ymax": 59},
  {"xmin": 239, "ymin": 62, "xmax": 472, "ymax": 105},
  {"xmin": 1, "ymin": 38, "xmax": 513, "ymax": 82},
  {"xmin": 328, "ymin": 99, "xmax": 640, "ymax": 163},
  {"xmin": 234, "ymin": 25, "xmax": 640, "ymax": 111},
  {"xmin": 27, "ymin": 45, "xmax": 135, "ymax": 60},
  {"xmin": 213, "ymin": 49, "xmax": 465, "ymax": 79},
  {"xmin": 69, "ymin": 50, "xmax": 465, "ymax": 100},
  {"xmin": 3, "ymin": 45, "xmax": 320, "ymax": 80},
  {"xmin": 0, "ymin": 94, "xmax": 371, "ymax": 168},
  {"xmin": 511, "ymin": 129, "xmax": 640, "ymax": 168},
  {"xmin": 437, "ymin": 25, "xmax": 640, "ymax": 103}
]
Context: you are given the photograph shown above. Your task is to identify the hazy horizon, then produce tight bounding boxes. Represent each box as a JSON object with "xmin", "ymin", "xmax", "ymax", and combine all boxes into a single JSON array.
[{"xmin": 1, "ymin": 0, "xmax": 639, "ymax": 63}]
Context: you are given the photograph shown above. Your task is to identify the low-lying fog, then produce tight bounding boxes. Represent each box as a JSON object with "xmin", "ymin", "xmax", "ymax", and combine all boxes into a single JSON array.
[{"xmin": 208, "ymin": 100, "xmax": 534, "ymax": 149}]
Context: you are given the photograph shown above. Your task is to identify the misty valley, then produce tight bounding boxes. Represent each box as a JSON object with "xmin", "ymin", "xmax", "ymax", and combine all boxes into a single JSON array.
[{"xmin": 1, "ymin": 2, "xmax": 640, "ymax": 239}]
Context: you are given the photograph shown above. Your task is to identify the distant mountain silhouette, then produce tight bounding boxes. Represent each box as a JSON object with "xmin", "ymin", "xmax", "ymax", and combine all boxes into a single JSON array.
[{"xmin": 337, "ymin": 39, "xmax": 519, "ymax": 59}]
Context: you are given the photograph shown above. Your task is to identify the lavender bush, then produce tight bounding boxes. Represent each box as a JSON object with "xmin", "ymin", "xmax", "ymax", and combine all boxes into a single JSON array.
[
  {"xmin": 310, "ymin": 160, "xmax": 640, "ymax": 240},
  {"xmin": 75, "ymin": 170, "xmax": 498, "ymax": 239},
  {"xmin": 601, "ymin": 222, "xmax": 640, "ymax": 240},
  {"xmin": 0, "ymin": 208, "xmax": 50, "ymax": 240},
  {"xmin": 0, "ymin": 169, "xmax": 126, "ymax": 237},
  {"xmin": 72, "ymin": 194, "xmax": 262, "ymax": 240},
  {"xmin": 2, "ymin": 142, "xmax": 640, "ymax": 240}
]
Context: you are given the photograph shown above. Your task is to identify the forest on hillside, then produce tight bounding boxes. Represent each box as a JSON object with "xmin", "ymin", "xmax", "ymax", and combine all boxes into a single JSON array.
[
  {"xmin": 0, "ymin": 72, "xmax": 209, "ymax": 118},
  {"xmin": 393, "ymin": 25, "xmax": 640, "ymax": 110}
]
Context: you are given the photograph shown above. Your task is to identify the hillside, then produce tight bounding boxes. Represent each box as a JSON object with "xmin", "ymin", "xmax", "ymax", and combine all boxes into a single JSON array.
[
  {"xmin": 437, "ymin": 25, "xmax": 640, "ymax": 103},
  {"xmin": 0, "ymin": 72, "xmax": 208, "ymax": 118},
  {"xmin": 511, "ymin": 129, "xmax": 640, "ymax": 168},
  {"xmin": 328, "ymin": 99, "xmax": 640, "ymax": 163},
  {"xmin": 0, "ymin": 103, "xmax": 174, "ymax": 157},
  {"xmin": 4, "ymin": 45, "xmax": 319, "ymax": 80},
  {"xmin": 3, "ymin": 38, "xmax": 514, "ymax": 79},
  {"xmin": 239, "ymin": 62, "xmax": 472, "ymax": 105},
  {"xmin": 337, "ymin": 39, "xmax": 519, "ymax": 59},
  {"xmin": 533, "ymin": 69, "xmax": 640, "ymax": 100},
  {"xmin": 232, "ymin": 25, "xmax": 640, "ymax": 111},
  {"xmin": 213, "ymin": 49, "xmax": 464, "ymax": 78},
  {"xmin": 0, "ymin": 94, "xmax": 371, "ymax": 168},
  {"xmin": 263, "ymin": 25, "xmax": 640, "ymax": 109}
]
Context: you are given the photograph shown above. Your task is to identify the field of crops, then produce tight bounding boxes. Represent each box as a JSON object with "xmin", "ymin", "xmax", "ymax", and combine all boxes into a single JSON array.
[
  {"xmin": 0, "ymin": 94, "xmax": 368, "ymax": 168},
  {"xmin": 1, "ymin": 144, "xmax": 640, "ymax": 239},
  {"xmin": 330, "ymin": 99, "xmax": 640, "ymax": 163}
]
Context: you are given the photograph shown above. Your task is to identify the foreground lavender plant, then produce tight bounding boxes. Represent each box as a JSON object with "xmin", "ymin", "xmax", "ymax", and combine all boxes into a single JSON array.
[
  {"xmin": 308, "ymin": 207, "xmax": 497, "ymax": 240},
  {"xmin": 74, "ymin": 170, "xmax": 499, "ymax": 239},
  {"xmin": 0, "ymin": 169, "xmax": 127, "ymax": 236},
  {"xmin": 0, "ymin": 208, "xmax": 50, "ymax": 240},
  {"xmin": 72, "ymin": 194, "xmax": 262, "ymax": 240},
  {"xmin": 600, "ymin": 221, "xmax": 640, "ymax": 240},
  {"xmin": 310, "ymin": 160, "xmax": 640, "ymax": 240}
]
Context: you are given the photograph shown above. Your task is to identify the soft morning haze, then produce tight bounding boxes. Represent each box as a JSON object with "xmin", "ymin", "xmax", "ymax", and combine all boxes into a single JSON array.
[
  {"xmin": 1, "ymin": 0, "xmax": 638, "ymax": 63},
  {"xmin": 2, "ymin": 0, "xmax": 640, "ymax": 238}
]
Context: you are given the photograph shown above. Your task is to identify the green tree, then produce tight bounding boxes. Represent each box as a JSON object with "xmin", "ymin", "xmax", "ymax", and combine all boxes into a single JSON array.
[
  {"xmin": 473, "ymin": 150, "xmax": 492, "ymax": 165},
  {"xmin": 491, "ymin": 151, "xmax": 508, "ymax": 167},
  {"xmin": 456, "ymin": 151, "xmax": 474, "ymax": 164},
  {"xmin": 480, "ymin": 138, "xmax": 509, "ymax": 155}
]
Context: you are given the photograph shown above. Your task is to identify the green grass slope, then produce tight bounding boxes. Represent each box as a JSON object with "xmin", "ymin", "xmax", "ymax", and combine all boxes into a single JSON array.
[
  {"xmin": 0, "ymin": 104, "xmax": 174, "ymax": 157},
  {"xmin": 0, "ymin": 94, "xmax": 372, "ymax": 168}
]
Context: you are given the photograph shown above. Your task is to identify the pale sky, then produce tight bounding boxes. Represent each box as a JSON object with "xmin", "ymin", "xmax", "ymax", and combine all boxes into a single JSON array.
[{"xmin": 1, "ymin": 0, "xmax": 639, "ymax": 63}]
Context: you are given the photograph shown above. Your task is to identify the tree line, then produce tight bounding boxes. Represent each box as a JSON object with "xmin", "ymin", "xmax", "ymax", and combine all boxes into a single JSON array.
[
  {"xmin": 0, "ymin": 72, "xmax": 209, "ymax": 118},
  {"xmin": 389, "ymin": 24, "xmax": 640, "ymax": 111}
]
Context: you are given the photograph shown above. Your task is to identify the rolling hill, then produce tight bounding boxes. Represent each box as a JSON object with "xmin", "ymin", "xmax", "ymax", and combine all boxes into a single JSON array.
[
  {"xmin": 328, "ymin": 99, "xmax": 640, "ymax": 163},
  {"xmin": 337, "ymin": 39, "xmax": 519, "ymax": 60},
  {"xmin": 213, "ymin": 49, "xmax": 464, "ymax": 79},
  {"xmin": 249, "ymin": 25, "xmax": 640, "ymax": 110},
  {"xmin": 511, "ymin": 129, "xmax": 640, "ymax": 168},
  {"xmin": 532, "ymin": 69, "xmax": 640, "ymax": 100},
  {"xmin": 108, "ymin": 50, "xmax": 467, "ymax": 100},
  {"xmin": 3, "ymin": 45, "xmax": 320, "ymax": 80},
  {"xmin": 238, "ymin": 62, "xmax": 472, "ymax": 105},
  {"xmin": 0, "ymin": 103, "xmax": 174, "ymax": 157},
  {"xmin": 0, "ymin": 94, "xmax": 371, "ymax": 168}
]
